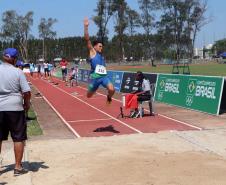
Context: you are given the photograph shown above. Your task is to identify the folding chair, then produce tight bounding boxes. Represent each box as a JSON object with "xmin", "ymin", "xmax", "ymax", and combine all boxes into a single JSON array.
[{"xmin": 137, "ymin": 83, "xmax": 155, "ymax": 118}]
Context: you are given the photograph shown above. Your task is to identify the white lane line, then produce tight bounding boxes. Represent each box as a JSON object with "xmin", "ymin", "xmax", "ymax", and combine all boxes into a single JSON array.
[
  {"xmin": 158, "ymin": 113, "xmax": 202, "ymax": 130},
  {"xmin": 67, "ymin": 118, "xmax": 113, "ymax": 123},
  {"xmin": 53, "ymin": 77, "xmax": 202, "ymax": 131},
  {"xmin": 29, "ymin": 78, "xmax": 80, "ymax": 138},
  {"xmin": 76, "ymin": 84, "xmax": 202, "ymax": 131},
  {"xmin": 42, "ymin": 96, "xmax": 81, "ymax": 138},
  {"xmin": 42, "ymin": 79, "xmax": 143, "ymax": 134}
]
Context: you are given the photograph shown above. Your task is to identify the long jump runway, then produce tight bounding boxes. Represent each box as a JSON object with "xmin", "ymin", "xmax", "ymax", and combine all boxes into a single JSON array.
[{"xmin": 29, "ymin": 76, "xmax": 202, "ymax": 138}]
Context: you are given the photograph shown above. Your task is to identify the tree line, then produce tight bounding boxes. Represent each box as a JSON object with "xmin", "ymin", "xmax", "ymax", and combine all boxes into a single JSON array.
[{"xmin": 0, "ymin": 0, "xmax": 209, "ymax": 63}]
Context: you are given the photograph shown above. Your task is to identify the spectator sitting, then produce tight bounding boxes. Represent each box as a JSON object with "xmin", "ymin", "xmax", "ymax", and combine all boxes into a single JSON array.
[
  {"xmin": 69, "ymin": 66, "xmax": 78, "ymax": 87},
  {"xmin": 125, "ymin": 71, "xmax": 153, "ymax": 118}
]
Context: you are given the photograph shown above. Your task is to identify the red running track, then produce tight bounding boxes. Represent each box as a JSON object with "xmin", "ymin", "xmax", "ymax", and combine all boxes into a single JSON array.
[{"xmin": 28, "ymin": 76, "xmax": 201, "ymax": 138}]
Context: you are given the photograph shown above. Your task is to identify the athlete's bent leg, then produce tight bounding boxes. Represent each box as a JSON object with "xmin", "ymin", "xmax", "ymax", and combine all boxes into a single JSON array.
[
  {"xmin": 87, "ymin": 78, "xmax": 99, "ymax": 98},
  {"xmin": 107, "ymin": 83, "xmax": 115, "ymax": 99},
  {"xmin": 87, "ymin": 91, "xmax": 95, "ymax": 98},
  {"xmin": 106, "ymin": 83, "xmax": 115, "ymax": 104}
]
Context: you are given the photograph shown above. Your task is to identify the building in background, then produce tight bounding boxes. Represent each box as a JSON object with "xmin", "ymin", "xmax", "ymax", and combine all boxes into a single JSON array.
[{"xmin": 194, "ymin": 44, "xmax": 213, "ymax": 59}]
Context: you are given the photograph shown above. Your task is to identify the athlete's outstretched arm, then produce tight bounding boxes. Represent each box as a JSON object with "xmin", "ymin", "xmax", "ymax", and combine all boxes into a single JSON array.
[
  {"xmin": 84, "ymin": 17, "xmax": 91, "ymax": 49},
  {"xmin": 84, "ymin": 17, "xmax": 96, "ymax": 57}
]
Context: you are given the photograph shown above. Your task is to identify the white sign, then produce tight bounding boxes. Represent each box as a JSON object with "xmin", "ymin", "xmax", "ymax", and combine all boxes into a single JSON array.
[{"xmin": 95, "ymin": 64, "xmax": 107, "ymax": 75}]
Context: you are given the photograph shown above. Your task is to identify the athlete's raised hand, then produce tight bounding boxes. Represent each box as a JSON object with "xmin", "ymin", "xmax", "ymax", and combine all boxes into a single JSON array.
[{"xmin": 84, "ymin": 17, "xmax": 89, "ymax": 27}]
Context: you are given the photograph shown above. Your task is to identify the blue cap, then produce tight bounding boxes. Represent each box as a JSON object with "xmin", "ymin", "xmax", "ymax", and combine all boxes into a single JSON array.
[
  {"xmin": 3, "ymin": 48, "xmax": 18, "ymax": 58},
  {"xmin": 16, "ymin": 60, "xmax": 24, "ymax": 67}
]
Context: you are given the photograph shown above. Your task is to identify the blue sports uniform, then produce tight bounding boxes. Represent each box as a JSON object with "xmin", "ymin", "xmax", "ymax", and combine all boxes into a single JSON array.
[{"xmin": 88, "ymin": 52, "xmax": 112, "ymax": 92}]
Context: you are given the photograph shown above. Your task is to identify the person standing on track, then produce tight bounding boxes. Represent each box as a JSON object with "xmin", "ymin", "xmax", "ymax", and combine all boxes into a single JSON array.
[
  {"xmin": 29, "ymin": 62, "xmax": 35, "ymax": 77},
  {"xmin": 47, "ymin": 62, "xmax": 54, "ymax": 81},
  {"xmin": 84, "ymin": 17, "xmax": 115, "ymax": 104},
  {"xmin": 0, "ymin": 48, "xmax": 31, "ymax": 176},
  {"xmin": 36, "ymin": 62, "xmax": 42, "ymax": 78},
  {"xmin": 43, "ymin": 61, "xmax": 49, "ymax": 78},
  {"xmin": 60, "ymin": 57, "xmax": 68, "ymax": 82}
]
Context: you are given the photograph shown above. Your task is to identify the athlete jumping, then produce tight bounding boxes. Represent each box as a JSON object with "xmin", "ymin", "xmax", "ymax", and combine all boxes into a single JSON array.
[{"xmin": 84, "ymin": 17, "xmax": 115, "ymax": 104}]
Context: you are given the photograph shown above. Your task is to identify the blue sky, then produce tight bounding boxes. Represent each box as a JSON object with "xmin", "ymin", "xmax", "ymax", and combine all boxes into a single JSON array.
[{"xmin": 0, "ymin": 0, "xmax": 225, "ymax": 48}]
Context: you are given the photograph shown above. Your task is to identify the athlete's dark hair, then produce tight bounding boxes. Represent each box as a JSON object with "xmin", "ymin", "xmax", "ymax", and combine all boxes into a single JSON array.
[
  {"xmin": 136, "ymin": 71, "xmax": 145, "ymax": 80},
  {"xmin": 92, "ymin": 40, "xmax": 103, "ymax": 46}
]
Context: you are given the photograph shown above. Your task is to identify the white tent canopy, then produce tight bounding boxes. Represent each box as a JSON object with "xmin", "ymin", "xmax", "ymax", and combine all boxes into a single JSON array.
[
  {"xmin": 38, "ymin": 58, "xmax": 45, "ymax": 62},
  {"xmin": 54, "ymin": 57, "xmax": 62, "ymax": 62}
]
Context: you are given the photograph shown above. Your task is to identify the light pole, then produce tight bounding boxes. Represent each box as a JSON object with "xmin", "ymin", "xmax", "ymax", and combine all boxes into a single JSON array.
[
  {"xmin": 41, "ymin": 24, "xmax": 45, "ymax": 61},
  {"xmin": 42, "ymin": 38, "xmax": 45, "ymax": 61},
  {"xmin": 55, "ymin": 44, "xmax": 59, "ymax": 57},
  {"xmin": 60, "ymin": 44, "xmax": 64, "ymax": 58}
]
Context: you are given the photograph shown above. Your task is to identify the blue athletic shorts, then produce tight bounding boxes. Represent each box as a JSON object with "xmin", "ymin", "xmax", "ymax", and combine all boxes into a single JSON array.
[{"xmin": 88, "ymin": 76, "xmax": 112, "ymax": 92}]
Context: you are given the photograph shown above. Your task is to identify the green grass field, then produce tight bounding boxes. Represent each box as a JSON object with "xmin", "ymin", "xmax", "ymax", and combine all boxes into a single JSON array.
[
  {"xmin": 58, "ymin": 61, "xmax": 226, "ymax": 76},
  {"xmin": 27, "ymin": 107, "xmax": 43, "ymax": 136},
  {"xmin": 112, "ymin": 62, "xmax": 226, "ymax": 76},
  {"xmin": 55, "ymin": 59, "xmax": 226, "ymax": 77}
]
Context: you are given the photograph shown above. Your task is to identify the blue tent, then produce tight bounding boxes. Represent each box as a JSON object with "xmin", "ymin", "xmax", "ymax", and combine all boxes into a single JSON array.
[{"xmin": 219, "ymin": 52, "xmax": 226, "ymax": 58}]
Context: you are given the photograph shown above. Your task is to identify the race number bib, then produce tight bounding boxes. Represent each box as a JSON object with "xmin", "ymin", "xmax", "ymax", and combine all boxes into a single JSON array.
[
  {"xmin": 61, "ymin": 66, "xmax": 66, "ymax": 69},
  {"xmin": 95, "ymin": 64, "xmax": 107, "ymax": 75}
]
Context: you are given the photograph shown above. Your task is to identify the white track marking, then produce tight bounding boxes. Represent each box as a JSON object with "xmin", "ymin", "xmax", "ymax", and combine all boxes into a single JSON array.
[
  {"xmin": 30, "ymin": 80, "xmax": 81, "ymax": 138},
  {"xmin": 76, "ymin": 84, "xmax": 202, "ymax": 130},
  {"xmin": 41, "ymin": 79, "xmax": 143, "ymax": 134},
  {"xmin": 34, "ymin": 96, "xmax": 43, "ymax": 99},
  {"xmin": 42, "ymin": 96, "xmax": 81, "ymax": 138},
  {"xmin": 157, "ymin": 114, "xmax": 202, "ymax": 130},
  {"xmin": 67, "ymin": 118, "xmax": 113, "ymax": 123},
  {"xmin": 52, "ymin": 77, "xmax": 202, "ymax": 131}
]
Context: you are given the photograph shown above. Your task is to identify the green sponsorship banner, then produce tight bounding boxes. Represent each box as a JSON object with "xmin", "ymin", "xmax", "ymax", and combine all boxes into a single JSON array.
[{"xmin": 154, "ymin": 74, "xmax": 224, "ymax": 115}]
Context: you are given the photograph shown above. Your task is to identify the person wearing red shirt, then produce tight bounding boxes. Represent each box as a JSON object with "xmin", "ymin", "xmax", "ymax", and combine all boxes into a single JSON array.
[{"xmin": 60, "ymin": 58, "xmax": 68, "ymax": 82}]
